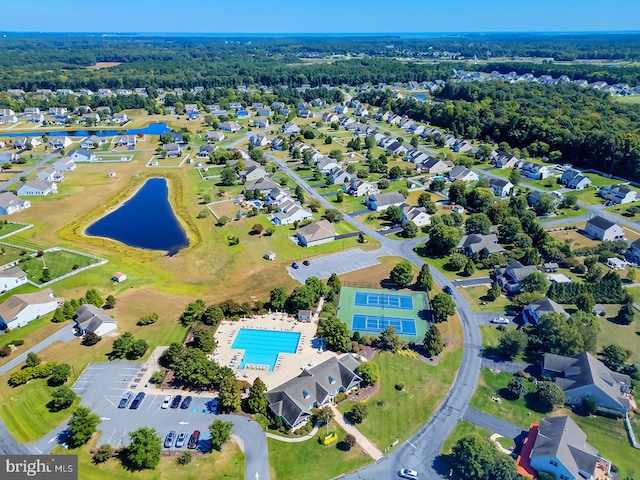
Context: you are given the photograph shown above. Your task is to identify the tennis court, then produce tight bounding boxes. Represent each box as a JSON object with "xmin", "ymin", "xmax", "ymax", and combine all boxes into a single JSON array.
[
  {"xmin": 352, "ymin": 314, "xmax": 417, "ymax": 336},
  {"xmin": 354, "ymin": 291, "xmax": 414, "ymax": 310}
]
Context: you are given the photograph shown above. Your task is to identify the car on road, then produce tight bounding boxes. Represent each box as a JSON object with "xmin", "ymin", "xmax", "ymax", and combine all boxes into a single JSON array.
[
  {"xmin": 188, "ymin": 430, "xmax": 200, "ymax": 449},
  {"xmin": 171, "ymin": 394, "xmax": 182, "ymax": 409},
  {"xmin": 380, "ymin": 226, "xmax": 391, "ymax": 231},
  {"xmin": 491, "ymin": 317, "xmax": 510, "ymax": 324},
  {"xmin": 175, "ymin": 431, "xmax": 187, "ymax": 448},
  {"xmin": 398, "ymin": 468, "xmax": 418, "ymax": 479},
  {"xmin": 291, "ymin": 262, "xmax": 299, "ymax": 269},
  {"xmin": 118, "ymin": 391, "xmax": 133, "ymax": 409},
  {"xmin": 164, "ymin": 430, "xmax": 176, "ymax": 448},
  {"xmin": 180, "ymin": 396, "xmax": 193, "ymax": 409},
  {"xmin": 302, "ymin": 260, "xmax": 310, "ymax": 266},
  {"xmin": 129, "ymin": 392, "xmax": 145, "ymax": 410},
  {"xmin": 443, "ymin": 285, "xmax": 454, "ymax": 295},
  {"xmin": 161, "ymin": 395, "xmax": 172, "ymax": 409}
]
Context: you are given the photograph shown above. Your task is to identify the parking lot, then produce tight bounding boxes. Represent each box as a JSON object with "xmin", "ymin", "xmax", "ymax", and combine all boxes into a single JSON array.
[{"xmin": 287, "ymin": 247, "xmax": 381, "ymax": 283}]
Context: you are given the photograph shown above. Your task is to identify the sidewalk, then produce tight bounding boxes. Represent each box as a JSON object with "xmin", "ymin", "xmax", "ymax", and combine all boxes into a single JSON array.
[
  {"xmin": 330, "ymin": 404, "xmax": 383, "ymax": 460},
  {"xmin": 266, "ymin": 426, "xmax": 318, "ymax": 442}
]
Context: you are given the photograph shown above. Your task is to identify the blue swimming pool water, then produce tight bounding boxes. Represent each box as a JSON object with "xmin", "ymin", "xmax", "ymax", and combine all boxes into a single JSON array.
[
  {"xmin": 232, "ymin": 329, "xmax": 301, "ymax": 371},
  {"xmin": 432, "ymin": 176, "xmax": 446, "ymax": 181}
]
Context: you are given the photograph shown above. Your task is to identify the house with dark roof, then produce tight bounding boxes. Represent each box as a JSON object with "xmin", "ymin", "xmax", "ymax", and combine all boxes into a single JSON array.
[
  {"xmin": 448, "ymin": 165, "xmax": 479, "ymax": 182},
  {"xmin": 489, "ymin": 178, "xmax": 514, "ymax": 197},
  {"xmin": 365, "ymin": 191, "xmax": 405, "ymax": 211},
  {"xmin": 495, "ymin": 261, "xmax": 538, "ymax": 293},
  {"xmin": 492, "ymin": 151, "xmax": 522, "ymax": 169},
  {"xmin": 625, "ymin": 239, "xmax": 640, "ymax": 264},
  {"xmin": 418, "ymin": 156, "xmax": 453, "ymax": 174},
  {"xmin": 599, "ymin": 184, "xmax": 638, "ymax": 204},
  {"xmin": 401, "ymin": 203, "xmax": 431, "ymax": 227},
  {"xmin": 561, "ymin": 169, "xmax": 591, "ymax": 190},
  {"xmin": 542, "ymin": 352, "xmax": 631, "ymax": 413},
  {"xmin": 456, "ymin": 234, "xmax": 504, "ymax": 257},
  {"xmin": 523, "ymin": 298, "xmax": 567, "ymax": 325},
  {"xmin": 75, "ymin": 304, "xmax": 118, "ymax": 337},
  {"xmin": 266, "ymin": 355, "xmax": 362, "ymax": 428},
  {"xmin": 244, "ymin": 177, "xmax": 279, "ymax": 194},
  {"xmin": 584, "ymin": 216, "xmax": 624, "ymax": 242},
  {"xmin": 296, "ymin": 220, "xmax": 336, "ymax": 247},
  {"xmin": 528, "ymin": 416, "xmax": 611, "ymax": 480}
]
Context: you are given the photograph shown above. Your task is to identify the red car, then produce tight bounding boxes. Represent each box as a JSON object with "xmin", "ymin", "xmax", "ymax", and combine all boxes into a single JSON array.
[{"xmin": 187, "ymin": 430, "xmax": 200, "ymax": 449}]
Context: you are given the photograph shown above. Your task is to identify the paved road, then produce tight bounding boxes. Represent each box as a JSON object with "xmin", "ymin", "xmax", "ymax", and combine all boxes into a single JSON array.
[
  {"xmin": 463, "ymin": 407, "xmax": 524, "ymax": 440},
  {"xmin": 0, "ymin": 151, "xmax": 60, "ymax": 190},
  {"xmin": 287, "ymin": 248, "xmax": 381, "ymax": 283}
]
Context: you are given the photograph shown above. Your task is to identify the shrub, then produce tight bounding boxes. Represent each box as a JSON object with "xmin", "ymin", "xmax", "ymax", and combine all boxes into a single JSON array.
[
  {"xmin": 177, "ymin": 452, "xmax": 192, "ymax": 466},
  {"xmin": 343, "ymin": 433, "xmax": 357, "ymax": 450},
  {"xmin": 349, "ymin": 403, "xmax": 368, "ymax": 424},
  {"xmin": 0, "ymin": 345, "xmax": 11, "ymax": 357},
  {"xmin": 334, "ymin": 392, "xmax": 347, "ymax": 404},
  {"xmin": 595, "ymin": 407, "xmax": 624, "ymax": 419},
  {"xmin": 395, "ymin": 383, "xmax": 405, "ymax": 391},
  {"xmin": 72, "ymin": 264, "xmax": 79, "ymax": 270},
  {"xmin": 82, "ymin": 332, "xmax": 102, "ymax": 346},
  {"xmin": 583, "ymin": 397, "xmax": 598, "ymax": 415},
  {"xmin": 294, "ymin": 422, "xmax": 313, "ymax": 436},
  {"xmin": 92, "ymin": 444, "xmax": 113, "ymax": 464},
  {"xmin": 137, "ymin": 313, "xmax": 159, "ymax": 326},
  {"xmin": 12, "ymin": 339, "xmax": 24, "ymax": 346},
  {"xmin": 9, "ymin": 362, "xmax": 58, "ymax": 386}
]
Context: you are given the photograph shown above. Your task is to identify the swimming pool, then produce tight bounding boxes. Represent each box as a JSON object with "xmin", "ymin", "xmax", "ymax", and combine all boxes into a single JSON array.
[{"xmin": 231, "ymin": 329, "xmax": 301, "ymax": 371}]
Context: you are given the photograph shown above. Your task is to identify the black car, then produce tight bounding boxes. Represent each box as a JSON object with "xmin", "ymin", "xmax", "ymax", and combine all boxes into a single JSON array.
[
  {"xmin": 292, "ymin": 262, "xmax": 299, "ymax": 269},
  {"xmin": 170, "ymin": 394, "xmax": 183, "ymax": 409},
  {"xmin": 302, "ymin": 260, "xmax": 310, "ymax": 266},
  {"xmin": 443, "ymin": 286, "xmax": 454, "ymax": 295},
  {"xmin": 118, "ymin": 391, "xmax": 133, "ymax": 409},
  {"xmin": 130, "ymin": 392, "xmax": 145, "ymax": 410},
  {"xmin": 180, "ymin": 396, "xmax": 193, "ymax": 410}
]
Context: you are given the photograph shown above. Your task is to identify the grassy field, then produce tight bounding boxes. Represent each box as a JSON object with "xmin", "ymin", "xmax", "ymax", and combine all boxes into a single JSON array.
[
  {"xmin": 19, "ymin": 249, "xmax": 100, "ymax": 284},
  {"xmin": 440, "ymin": 420, "xmax": 491, "ymax": 454},
  {"xmin": 52, "ymin": 436, "xmax": 245, "ymax": 480},
  {"xmin": 458, "ymin": 285, "xmax": 512, "ymax": 313},
  {"xmin": 0, "ymin": 222, "xmax": 30, "ymax": 238},
  {"xmin": 615, "ymin": 95, "xmax": 640, "ymax": 104},
  {"xmin": 268, "ymin": 419, "xmax": 370, "ymax": 480},
  {"xmin": 596, "ymin": 310, "xmax": 640, "ymax": 363}
]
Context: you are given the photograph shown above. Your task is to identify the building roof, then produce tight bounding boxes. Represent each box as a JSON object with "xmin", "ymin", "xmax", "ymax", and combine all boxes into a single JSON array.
[
  {"xmin": 245, "ymin": 177, "xmax": 279, "ymax": 191},
  {"xmin": 450, "ymin": 165, "xmax": 473, "ymax": 179},
  {"xmin": 0, "ymin": 289, "xmax": 56, "ymax": 321},
  {"xmin": 528, "ymin": 298, "xmax": 567, "ymax": 317},
  {"xmin": 586, "ymin": 215, "xmax": 618, "ymax": 231},
  {"xmin": 296, "ymin": 220, "xmax": 336, "ymax": 242},
  {"xmin": 457, "ymin": 234, "xmax": 503, "ymax": 254},
  {"xmin": 75, "ymin": 303, "xmax": 117, "ymax": 334},
  {"xmin": 0, "ymin": 192, "xmax": 26, "ymax": 210},
  {"xmin": 0, "ymin": 266, "xmax": 26, "ymax": 278},
  {"xmin": 18, "ymin": 179, "xmax": 54, "ymax": 192},
  {"xmin": 489, "ymin": 177, "xmax": 512, "ymax": 188},
  {"xmin": 370, "ymin": 191, "xmax": 405, "ymax": 206}
]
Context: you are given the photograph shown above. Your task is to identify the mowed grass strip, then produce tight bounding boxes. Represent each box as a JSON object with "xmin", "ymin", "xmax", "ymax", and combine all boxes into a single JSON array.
[
  {"xmin": 20, "ymin": 250, "xmax": 99, "ymax": 284},
  {"xmin": 440, "ymin": 420, "xmax": 491, "ymax": 454}
]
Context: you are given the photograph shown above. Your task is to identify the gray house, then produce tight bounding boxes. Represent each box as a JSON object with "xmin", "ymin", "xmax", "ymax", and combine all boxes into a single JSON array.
[
  {"xmin": 495, "ymin": 261, "xmax": 538, "ymax": 293},
  {"xmin": 266, "ymin": 355, "xmax": 361, "ymax": 428},
  {"xmin": 542, "ymin": 352, "xmax": 631, "ymax": 412},
  {"xmin": 456, "ymin": 234, "xmax": 504, "ymax": 257},
  {"xmin": 523, "ymin": 298, "xmax": 567, "ymax": 325}
]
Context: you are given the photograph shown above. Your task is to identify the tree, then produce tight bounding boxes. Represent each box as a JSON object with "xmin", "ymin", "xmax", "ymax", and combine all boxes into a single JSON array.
[
  {"xmin": 220, "ymin": 167, "xmax": 237, "ymax": 186},
  {"xmin": 425, "ymin": 223, "xmax": 461, "ymax": 255},
  {"xmin": 137, "ymin": 312, "xmax": 159, "ymax": 326},
  {"xmin": 48, "ymin": 385, "xmax": 76, "ymax": 412},
  {"xmin": 247, "ymin": 377, "xmax": 268, "ymax": 414},
  {"xmin": 356, "ymin": 361, "xmax": 380, "ymax": 385},
  {"xmin": 616, "ymin": 297, "xmax": 635, "ymax": 325},
  {"xmin": 191, "ymin": 329, "xmax": 215, "ymax": 353},
  {"xmin": 465, "ymin": 213, "xmax": 492, "ymax": 235},
  {"xmin": 521, "ymin": 271, "xmax": 548, "ymax": 294},
  {"xmin": 323, "ymin": 208, "xmax": 343, "ymax": 223},
  {"xmin": 533, "ymin": 193, "xmax": 557, "ymax": 216},
  {"xmin": 82, "ymin": 331, "xmax": 101, "ymax": 346},
  {"xmin": 126, "ymin": 427, "xmax": 162, "ymax": 470},
  {"xmin": 63, "ymin": 301, "xmax": 76, "ymax": 319},
  {"xmin": 209, "ymin": 420, "xmax": 233, "ymax": 451},
  {"xmin": 250, "ymin": 223, "xmax": 264, "ymax": 235},
  {"xmin": 129, "ymin": 339, "xmax": 148, "ymax": 359},
  {"xmin": 403, "ymin": 221, "xmax": 418, "ymax": 238},
  {"xmin": 448, "ymin": 253, "xmax": 469, "ymax": 271},
  {"xmin": 329, "ymin": 149, "xmax": 343, "ymax": 161},
  {"xmin": 379, "ymin": 326, "xmax": 404, "ymax": 353},
  {"xmin": 487, "ymin": 281, "xmax": 501, "ymax": 301},
  {"xmin": 430, "ymin": 178, "xmax": 445, "ymax": 192},
  {"xmin": 384, "ymin": 205, "xmax": 403, "ymax": 224},
  {"xmin": 348, "ymin": 402, "xmax": 368, "ymax": 424},
  {"xmin": 576, "ymin": 293, "xmax": 595, "ymax": 313},
  {"xmin": 506, "ymin": 377, "xmax": 527, "ymax": 400},
  {"xmin": 327, "ymin": 273, "xmax": 342, "ymax": 296},
  {"xmin": 509, "ymin": 168, "xmax": 521, "ymax": 186},
  {"xmin": 498, "ymin": 329, "xmax": 528, "ymax": 360},
  {"xmin": 431, "ymin": 293, "xmax": 456, "ymax": 323},
  {"xmin": 451, "ymin": 434, "xmax": 499, "ymax": 480},
  {"xmin": 600, "ymin": 344, "xmax": 630, "ymax": 372},
  {"xmin": 520, "ymin": 247, "xmax": 541, "ymax": 266},
  {"xmin": 93, "ymin": 444, "xmax": 113, "ymax": 464},
  {"xmin": 463, "ymin": 259, "xmax": 476, "ymax": 276},
  {"xmin": 180, "ymin": 299, "xmax": 207, "ymax": 325},
  {"xmin": 269, "ymin": 286, "xmax": 288, "ymax": 311},
  {"xmin": 423, "ymin": 324, "xmax": 443, "ymax": 357},
  {"xmin": 335, "ymin": 190, "xmax": 344, "ymax": 203},
  {"xmin": 318, "ymin": 317, "xmax": 351, "ymax": 352},
  {"xmin": 288, "ymin": 285, "xmax": 316, "ymax": 311},
  {"xmin": 416, "ymin": 264, "xmax": 434, "ymax": 291},
  {"xmin": 110, "ymin": 332, "xmax": 135, "ymax": 359},
  {"xmin": 498, "ymin": 217, "xmax": 523, "ymax": 243},
  {"xmin": 295, "ymin": 185, "xmax": 305, "ymax": 204},
  {"xmin": 389, "ymin": 165, "xmax": 403, "ymax": 179},
  {"xmin": 85, "ymin": 289, "xmax": 103, "ymax": 308},
  {"xmin": 343, "ymin": 433, "xmax": 357, "ymax": 450},
  {"xmin": 390, "ymin": 260, "xmax": 413, "ymax": 287},
  {"xmin": 305, "ymin": 276, "xmax": 326, "ymax": 303},
  {"xmin": 67, "ymin": 406, "xmax": 101, "ymax": 448},
  {"xmin": 48, "ymin": 363, "xmax": 71, "ymax": 386},
  {"xmin": 417, "ymin": 192, "xmax": 432, "ymax": 207},
  {"xmin": 25, "ymin": 352, "xmax": 41, "ymax": 368},
  {"xmin": 467, "ymin": 188, "xmax": 494, "ymax": 213},
  {"xmin": 52, "ymin": 308, "xmax": 66, "ymax": 323},
  {"xmin": 218, "ymin": 376, "xmax": 241, "ymax": 413},
  {"xmin": 534, "ymin": 381, "xmax": 566, "ymax": 412},
  {"xmin": 583, "ymin": 396, "xmax": 598, "ymax": 415}
]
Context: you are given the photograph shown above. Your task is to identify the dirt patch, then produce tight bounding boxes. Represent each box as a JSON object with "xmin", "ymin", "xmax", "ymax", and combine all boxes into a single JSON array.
[
  {"xmin": 86, "ymin": 62, "xmax": 122, "ymax": 69},
  {"xmin": 346, "ymin": 382, "xmax": 380, "ymax": 402}
]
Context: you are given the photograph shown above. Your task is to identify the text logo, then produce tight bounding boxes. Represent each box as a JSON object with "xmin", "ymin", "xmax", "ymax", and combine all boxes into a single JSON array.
[{"xmin": 1, "ymin": 455, "xmax": 77, "ymax": 480}]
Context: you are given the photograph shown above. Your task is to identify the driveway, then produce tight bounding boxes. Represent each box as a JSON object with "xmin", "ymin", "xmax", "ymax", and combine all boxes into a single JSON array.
[
  {"xmin": 463, "ymin": 407, "xmax": 524, "ymax": 440},
  {"xmin": 287, "ymin": 248, "xmax": 381, "ymax": 283},
  {"xmin": 453, "ymin": 277, "xmax": 492, "ymax": 287},
  {"xmin": 474, "ymin": 312, "xmax": 518, "ymax": 326}
]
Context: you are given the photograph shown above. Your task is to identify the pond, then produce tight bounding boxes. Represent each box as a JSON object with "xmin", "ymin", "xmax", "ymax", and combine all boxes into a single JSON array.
[
  {"xmin": 86, "ymin": 177, "xmax": 188, "ymax": 255},
  {"xmin": 0, "ymin": 122, "xmax": 170, "ymax": 138}
]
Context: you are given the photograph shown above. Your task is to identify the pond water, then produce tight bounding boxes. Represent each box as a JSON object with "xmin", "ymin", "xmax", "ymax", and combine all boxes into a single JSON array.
[
  {"xmin": 0, "ymin": 122, "xmax": 170, "ymax": 138},
  {"xmin": 86, "ymin": 177, "xmax": 188, "ymax": 255}
]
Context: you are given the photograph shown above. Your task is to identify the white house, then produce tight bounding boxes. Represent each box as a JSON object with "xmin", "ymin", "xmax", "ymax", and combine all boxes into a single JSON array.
[
  {"xmin": 449, "ymin": 165, "xmax": 479, "ymax": 182},
  {"xmin": 489, "ymin": 178, "xmax": 514, "ymax": 197},
  {"xmin": 80, "ymin": 135, "xmax": 105, "ymax": 149},
  {"xmin": 401, "ymin": 203, "xmax": 431, "ymax": 227},
  {"xmin": 220, "ymin": 121, "xmax": 242, "ymax": 132},
  {"xmin": 75, "ymin": 304, "xmax": 118, "ymax": 337},
  {"xmin": 250, "ymin": 133, "xmax": 269, "ymax": 147},
  {"xmin": 17, "ymin": 180, "xmax": 57, "ymax": 196},
  {"xmin": 69, "ymin": 148, "xmax": 96, "ymax": 163},
  {"xmin": 0, "ymin": 192, "xmax": 30, "ymax": 215},
  {"xmin": 269, "ymin": 203, "xmax": 313, "ymax": 226},
  {"xmin": 584, "ymin": 216, "xmax": 624, "ymax": 242},
  {"xmin": 48, "ymin": 136, "xmax": 73, "ymax": 149},
  {"xmin": 53, "ymin": 157, "xmax": 77, "ymax": 172},
  {"xmin": 0, "ymin": 289, "xmax": 58, "ymax": 330},
  {"xmin": 365, "ymin": 191, "xmax": 406, "ymax": 211},
  {"xmin": 599, "ymin": 184, "xmax": 638, "ymax": 204},
  {"xmin": 36, "ymin": 168, "xmax": 64, "ymax": 183},
  {"xmin": 0, "ymin": 266, "xmax": 28, "ymax": 293}
]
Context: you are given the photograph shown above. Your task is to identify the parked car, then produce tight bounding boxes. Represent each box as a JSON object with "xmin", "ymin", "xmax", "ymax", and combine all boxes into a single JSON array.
[
  {"xmin": 302, "ymin": 260, "xmax": 310, "ymax": 266},
  {"xmin": 443, "ymin": 286, "xmax": 453, "ymax": 295},
  {"xmin": 164, "ymin": 430, "xmax": 176, "ymax": 448},
  {"xmin": 291, "ymin": 262, "xmax": 299, "ymax": 269},
  {"xmin": 130, "ymin": 392, "xmax": 145, "ymax": 410},
  {"xmin": 180, "ymin": 396, "xmax": 193, "ymax": 409},
  {"xmin": 398, "ymin": 468, "xmax": 418, "ymax": 479},
  {"xmin": 175, "ymin": 431, "xmax": 187, "ymax": 448},
  {"xmin": 161, "ymin": 395, "xmax": 172, "ymax": 409},
  {"xmin": 118, "ymin": 391, "xmax": 133, "ymax": 409},
  {"xmin": 187, "ymin": 430, "xmax": 200, "ymax": 449},
  {"xmin": 171, "ymin": 394, "xmax": 182, "ymax": 409},
  {"xmin": 491, "ymin": 317, "xmax": 510, "ymax": 324}
]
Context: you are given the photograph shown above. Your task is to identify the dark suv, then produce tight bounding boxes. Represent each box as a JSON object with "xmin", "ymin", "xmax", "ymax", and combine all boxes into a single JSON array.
[
  {"xmin": 170, "ymin": 394, "xmax": 182, "ymax": 409},
  {"xmin": 129, "ymin": 392, "xmax": 145, "ymax": 409}
]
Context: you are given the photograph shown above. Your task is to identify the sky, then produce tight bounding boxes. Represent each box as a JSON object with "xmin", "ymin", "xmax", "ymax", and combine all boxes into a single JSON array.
[{"xmin": 1, "ymin": 0, "xmax": 639, "ymax": 34}]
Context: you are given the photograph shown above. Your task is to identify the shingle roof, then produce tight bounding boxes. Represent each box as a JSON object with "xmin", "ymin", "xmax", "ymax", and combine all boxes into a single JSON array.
[
  {"xmin": 75, "ymin": 304, "xmax": 116, "ymax": 334},
  {"xmin": 586, "ymin": 215, "xmax": 617, "ymax": 231},
  {"xmin": 296, "ymin": 220, "xmax": 335, "ymax": 242},
  {"xmin": 0, "ymin": 289, "xmax": 56, "ymax": 322}
]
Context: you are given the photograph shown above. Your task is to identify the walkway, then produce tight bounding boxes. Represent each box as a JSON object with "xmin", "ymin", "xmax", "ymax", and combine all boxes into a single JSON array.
[
  {"xmin": 330, "ymin": 405, "xmax": 383, "ymax": 460},
  {"xmin": 463, "ymin": 407, "xmax": 524, "ymax": 439},
  {"xmin": 265, "ymin": 426, "xmax": 318, "ymax": 442}
]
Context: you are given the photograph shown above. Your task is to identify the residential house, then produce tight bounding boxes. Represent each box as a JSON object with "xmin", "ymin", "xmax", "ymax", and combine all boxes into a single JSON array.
[
  {"xmin": 316, "ymin": 156, "xmax": 340, "ymax": 174},
  {"xmin": 270, "ymin": 138, "xmax": 285, "ymax": 151},
  {"xmin": 584, "ymin": 215, "xmax": 624, "ymax": 242},
  {"xmin": 344, "ymin": 179, "xmax": 378, "ymax": 197},
  {"xmin": 17, "ymin": 180, "xmax": 58, "ymax": 196},
  {"xmin": 0, "ymin": 192, "xmax": 30, "ymax": 215},
  {"xmin": 448, "ymin": 165, "xmax": 479, "ymax": 182},
  {"xmin": 240, "ymin": 165, "xmax": 268, "ymax": 183},
  {"xmin": 204, "ymin": 131, "xmax": 225, "ymax": 143},
  {"xmin": 256, "ymin": 108, "xmax": 272, "ymax": 117},
  {"xmin": 386, "ymin": 140, "xmax": 408, "ymax": 156},
  {"xmin": 113, "ymin": 135, "xmax": 136, "ymax": 147},
  {"xmin": 75, "ymin": 304, "xmax": 118, "ymax": 337},
  {"xmin": 23, "ymin": 107, "xmax": 40, "ymax": 115},
  {"xmin": 282, "ymin": 122, "xmax": 301, "ymax": 135},
  {"xmin": 404, "ymin": 149, "xmax": 429, "ymax": 164},
  {"xmin": 266, "ymin": 355, "xmax": 361, "ymax": 428},
  {"xmin": 528, "ymin": 416, "xmax": 611, "ymax": 480},
  {"xmin": 220, "ymin": 121, "xmax": 242, "ymax": 132},
  {"xmin": 0, "ymin": 152, "xmax": 14, "ymax": 165},
  {"xmin": 457, "ymin": 234, "xmax": 504, "ymax": 257},
  {"xmin": 0, "ymin": 109, "xmax": 14, "ymax": 116},
  {"xmin": 599, "ymin": 184, "xmax": 638, "ymax": 204},
  {"xmin": 401, "ymin": 203, "xmax": 431, "ymax": 227},
  {"xmin": 492, "ymin": 151, "xmax": 522, "ymax": 169},
  {"xmin": 253, "ymin": 118, "xmax": 269, "ymax": 128},
  {"xmin": 322, "ymin": 112, "xmax": 338, "ymax": 123},
  {"xmin": 329, "ymin": 167, "xmax": 352, "ymax": 185},
  {"xmin": 0, "ymin": 266, "xmax": 27, "ymax": 293},
  {"xmin": 163, "ymin": 143, "xmax": 182, "ymax": 157},
  {"xmin": 95, "ymin": 106, "xmax": 112, "ymax": 115},
  {"xmin": 521, "ymin": 162, "xmax": 552, "ymax": 179},
  {"xmin": 334, "ymin": 105, "xmax": 348, "ymax": 114},
  {"xmin": 0, "ymin": 114, "xmax": 18, "ymax": 124},
  {"xmin": 109, "ymin": 112, "xmax": 128, "ymax": 124},
  {"xmin": 527, "ymin": 191, "xmax": 561, "ymax": 210},
  {"xmin": 418, "ymin": 156, "xmax": 452, "ymax": 174},
  {"xmin": 250, "ymin": 133, "xmax": 269, "ymax": 147},
  {"xmin": 69, "ymin": 148, "xmax": 96, "ymax": 163},
  {"xmin": 236, "ymin": 110, "xmax": 250, "ymax": 119},
  {"xmin": 81, "ymin": 113, "xmax": 100, "ymax": 124},
  {"xmin": 80, "ymin": 135, "xmax": 105, "ymax": 149},
  {"xmin": 0, "ymin": 289, "xmax": 58, "ymax": 330},
  {"xmin": 495, "ymin": 261, "xmax": 539, "ymax": 293},
  {"xmin": 542, "ymin": 352, "xmax": 631, "ymax": 412},
  {"xmin": 561, "ymin": 169, "xmax": 591, "ymax": 190},
  {"xmin": 298, "ymin": 109, "xmax": 314, "ymax": 119},
  {"xmin": 13, "ymin": 137, "xmax": 40, "ymax": 150},
  {"xmin": 346, "ymin": 122, "xmax": 374, "ymax": 136},
  {"xmin": 354, "ymin": 106, "xmax": 369, "ymax": 117},
  {"xmin": 269, "ymin": 201, "xmax": 312, "ymax": 226},
  {"xmin": 197, "ymin": 144, "xmax": 216, "ymax": 158},
  {"xmin": 606, "ymin": 257, "xmax": 626, "ymax": 270},
  {"xmin": 365, "ymin": 191, "xmax": 406, "ymax": 211},
  {"xmin": 523, "ymin": 298, "xmax": 568, "ymax": 325},
  {"xmin": 228, "ymin": 102, "xmax": 243, "ymax": 110},
  {"xmin": 36, "ymin": 168, "xmax": 64, "ymax": 183},
  {"xmin": 453, "ymin": 140, "xmax": 475, "ymax": 153},
  {"xmin": 489, "ymin": 178, "xmax": 514, "ymax": 197},
  {"xmin": 296, "ymin": 220, "xmax": 336, "ymax": 247},
  {"xmin": 47, "ymin": 107, "xmax": 67, "ymax": 116},
  {"xmin": 52, "ymin": 158, "xmax": 76, "ymax": 172},
  {"xmin": 625, "ymin": 239, "xmax": 640, "ymax": 264},
  {"xmin": 244, "ymin": 177, "xmax": 279, "ymax": 195}
]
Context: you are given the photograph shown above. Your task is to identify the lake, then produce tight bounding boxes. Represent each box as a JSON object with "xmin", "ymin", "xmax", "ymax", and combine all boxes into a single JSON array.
[
  {"xmin": 0, "ymin": 122, "xmax": 170, "ymax": 138},
  {"xmin": 86, "ymin": 177, "xmax": 189, "ymax": 255}
]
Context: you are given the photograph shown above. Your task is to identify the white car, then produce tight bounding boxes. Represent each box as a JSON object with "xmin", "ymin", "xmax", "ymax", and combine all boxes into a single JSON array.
[
  {"xmin": 161, "ymin": 394, "xmax": 172, "ymax": 409},
  {"xmin": 398, "ymin": 468, "xmax": 418, "ymax": 479},
  {"xmin": 491, "ymin": 317, "xmax": 510, "ymax": 324}
]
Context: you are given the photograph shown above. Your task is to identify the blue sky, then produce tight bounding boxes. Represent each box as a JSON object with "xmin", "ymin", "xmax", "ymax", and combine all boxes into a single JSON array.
[{"xmin": 1, "ymin": 0, "xmax": 639, "ymax": 33}]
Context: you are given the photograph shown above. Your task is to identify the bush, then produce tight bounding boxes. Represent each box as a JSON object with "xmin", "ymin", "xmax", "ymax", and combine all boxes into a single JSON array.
[
  {"xmin": 0, "ymin": 345, "xmax": 11, "ymax": 357},
  {"xmin": 334, "ymin": 392, "xmax": 348, "ymax": 404},
  {"xmin": 176, "ymin": 452, "xmax": 192, "ymax": 466},
  {"xmin": 595, "ymin": 407, "xmax": 624, "ymax": 419},
  {"xmin": 92, "ymin": 444, "xmax": 113, "ymax": 464},
  {"xmin": 395, "ymin": 383, "xmax": 405, "ymax": 391},
  {"xmin": 583, "ymin": 397, "xmax": 598, "ymax": 415},
  {"xmin": 294, "ymin": 421, "xmax": 313, "ymax": 436},
  {"xmin": 8, "ymin": 362, "xmax": 57, "ymax": 387},
  {"xmin": 349, "ymin": 403, "xmax": 368, "ymax": 424},
  {"xmin": 12, "ymin": 339, "xmax": 24, "ymax": 346},
  {"xmin": 137, "ymin": 312, "xmax": 159, "ymax": 326},
  {"xmin": 82, "ymin": 332, "xmax": 102, "ymax": 346},
  {"xmin": 343, "ymin": 433, "xmax": 357, "ymax": 450}
]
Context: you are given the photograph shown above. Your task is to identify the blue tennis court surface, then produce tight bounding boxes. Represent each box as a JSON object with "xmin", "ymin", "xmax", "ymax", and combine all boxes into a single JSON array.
[
  {"xmin": 354, "ymin": 291, "xmax": 414, "ymax": 310},
  {"xmin": 352, "ymin": 314, "xmax": 417, "ymax": 336}
]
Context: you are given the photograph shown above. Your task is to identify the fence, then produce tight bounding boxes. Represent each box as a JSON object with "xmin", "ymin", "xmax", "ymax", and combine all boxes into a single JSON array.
[
  {"xmin": 624, "ymin": 412, "xmax": 640, "ymax": 449},
  {"xmin": 0, "ymin": 222, "xmax": 33, "ymax": 240}
]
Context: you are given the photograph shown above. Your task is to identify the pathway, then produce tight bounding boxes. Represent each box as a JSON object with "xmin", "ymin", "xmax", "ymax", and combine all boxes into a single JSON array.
[
  {"xmin": 463, "ymin": 407, "xmax": 524, "ymax": 440},
  {"xmin": 265, "ymin": 426, "xmax": 318, "ymax": 442},
  {"xmin": 330, "ymin": 405, "xmax": 383, "ymax": 460}
]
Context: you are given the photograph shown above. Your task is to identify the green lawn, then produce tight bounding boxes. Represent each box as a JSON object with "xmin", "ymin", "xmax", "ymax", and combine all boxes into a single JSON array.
[
  {"xmin": 440, "ymin": 420, "xmax": 491, "ymax": 454},
  {"xmin": 458, "ymin": 286, "xmax": 512, "ymax": 313},
  {"xmin": 575, "ymin": 187, "xmax": 604, "ymax": 205},
  {"xmin": 423, "ymin": 256, "xmax": 494, "ymax": 282},
  {"xmin": 523, "ymin": 178, "xmax": 560, "ymax": 191},
  {"xmin": 596, "ymin": 311, "xmax": 640, "ymax": 363},
  {"xmin": 550, "ymin": 206, "xmax": 588, "ymax": 221},
  {"xmin": 616, "ymin": 95, "xmax": 640, "ymax": 105},
  {"xmin": 268, "ymin": 420, "xmax": 370, "ymax": 480},
  {"xmin": 0, "ymin": 222, "xmax": 30, "ymax": 238},
  {"xmin": 584, "ymin": 173, "xmax": 619, "ymax": 188},
  {"xmin": 19, "ymin": 249, "xmax": 100, "ymax": 284},
  {"xmin": 0, "ymin": 244, "xmax": 33, "ymax": 265}
]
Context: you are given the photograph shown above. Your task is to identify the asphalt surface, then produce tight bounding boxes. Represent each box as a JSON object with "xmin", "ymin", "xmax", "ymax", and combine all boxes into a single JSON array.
[
  {"xmin": 463, "ymin": 407, "xmax": 524, "ymax": 440},
  {"xmin": 287, "ymin": 248, "xmax": 381, "ymax": 283},
  {"xmin": 452, "ymin": 277, "xmax": 493, "ymax": 287},
  {"xmin": 0, "ymin": 151, "xmax": 60, "ymax": 190}
]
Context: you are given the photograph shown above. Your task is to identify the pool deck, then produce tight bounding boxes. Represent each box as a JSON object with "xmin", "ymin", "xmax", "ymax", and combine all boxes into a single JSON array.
[{"xmin": 213, "ymin": 312, "xmax": 339, "ymax": 390}]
